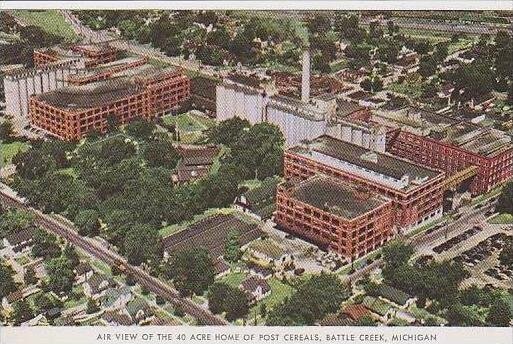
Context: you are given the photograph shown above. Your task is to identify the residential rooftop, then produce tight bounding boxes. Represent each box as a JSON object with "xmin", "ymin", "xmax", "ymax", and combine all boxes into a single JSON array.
[
  {"xmin": 284, "ymin": 176, "xmax": 390, "ymax": 219},
  {"xmin": 289, "ymin": 135, "xmax": 441, "ymax": 189}
]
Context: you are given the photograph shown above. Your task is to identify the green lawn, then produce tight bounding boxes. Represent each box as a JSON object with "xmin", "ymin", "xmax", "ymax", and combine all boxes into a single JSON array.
[
  {"xmin": 247, "ymin": 277, "xmax": 296, "ymax": 324},
  {"xmin": 259, "ymin": 278, "xmax": 295, "ymax": 310},
  {"xmin": 57, "ymin": 167, "xmax": 78, "ymax": 179},
  {"xmin": 64, "ymin": 284, "xmax": 87, "ymax": 309},
  {"xmin": 0, "ymin": 141, "xmax": 30, "ymax": 166},
  {"xmin": 218, "ymin": 272, "xmax": 248, "ymax": 288},
  {"xmin": 162, "ymin": 112, "xmax": 215, "ymax": 144},
  {"xmin": 488, "ymin": 213, "xmax": 513, "ymax": 224},
  {"xmin": 162, "ymin": 112, "xmax": 214, "ymax": 133},
  {"xmin": 330, "ymin": 59, "xmax": 348, "ymax": 73},
  {"xmin": 12, "ymin": 10, "xmax": 77, "ymax": 42},
  {"xmin": 447, "ymin": 37, "xmax": 476, "ymax": 55},
  {"xmin": 159, "ymin": 207, "xmax": 234, "ymax": 237},
  {"xmin": 388, "ymin": 81, "xmax": 423, "ymax": 99}
]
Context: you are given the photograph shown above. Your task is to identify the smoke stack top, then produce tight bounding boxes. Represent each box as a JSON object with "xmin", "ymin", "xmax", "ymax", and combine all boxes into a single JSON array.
[{"xmin": 301, "ymin": 49, "xmax": 311, "ymax": 103}]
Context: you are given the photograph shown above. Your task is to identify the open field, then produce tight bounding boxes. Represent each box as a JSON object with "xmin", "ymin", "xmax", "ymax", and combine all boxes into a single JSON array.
[
  {"xmin": 11, "ymin": 10, "xmax": 77, "ymax": 42},
  {"xmin": 0, "ymin": 141, "xmax": 30, "ymax": 165},
  {"xmin": 488, "ymin": 213, "xmax": 513, "ymax": 224}
]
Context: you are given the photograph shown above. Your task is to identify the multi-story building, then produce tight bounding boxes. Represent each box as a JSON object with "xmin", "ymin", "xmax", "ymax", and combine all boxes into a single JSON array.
[
  {"xmin": 373, "ymin": 107, "xmax": 513, "ymax": 195},
  {"xmin": 34, "ymin": 44, "xmax": 118, "ymax": 68},
  {"xmin": 3, "ymin": 60, "xmax": 82, "ymax": 130},
  {"xmin": 66, "ymin": 57, "xmax": 148, "ymax": 86},
  {"xmin": 29, "ymin": 65, "xmax": 190, "ymax": 140},
  {"xmin": 283, "ymin": 135, "xmax": 446, "ymax": 232},
  {"xmin": 275, "ymin": 176, "xmax": 394, "ymax": 259}
]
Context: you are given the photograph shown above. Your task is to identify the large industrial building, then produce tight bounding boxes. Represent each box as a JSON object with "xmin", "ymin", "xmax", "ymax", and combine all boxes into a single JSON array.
[
  {"xmin": 276, "ymin": 175, "xmax": 394, "ymax": 258},
  {"xmin": 281, "ymin": 135, "xmax": 446, "ymax": 232},
  {"xmin": 372, "ymin": 106, "xmax": 513, "ymax": 195},
  {"xmin": 216, "ymin": 50, "xmax": 348, "ymax": 147},
  {"xmin": 3, "ymin": 59, "xmax": 82, "ymax": 130},
  {"xmin": 34, "ymin": 44, "xmax": 118, "ymax": 68},
  {"xmin": 29, "ymin": 63, "xmax": 190, "ymax": 140}
]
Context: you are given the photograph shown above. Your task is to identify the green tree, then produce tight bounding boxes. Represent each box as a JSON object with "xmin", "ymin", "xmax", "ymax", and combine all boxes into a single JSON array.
[
  {"xmin": 496, "ymin": 182, "xmax": 513, "ymax": 215},
  {"xmin": 0, "ymin": 261, "xmax": 17, "ymax": 299},
  {"xmin": 446, "ymin": 303, "xmax": 483, "ymax": 326},
  {"xmin": 224, "ymin": 230, "xmax": 242, "ymax": 262},
  {"xmin": 63, "ymin": 244, "xmax": 80, "ymax": 268},
  {"xmin": 266, "ymin": 273, "xmax": 350, "ymax": 325},
  {"xmin": 207, "ymin": 282, "xmax": 230, "ymax": 314},
  {"xmin": 126, "ymin": 119, "xmax": 156, "ymax": 140},
  {"xmin": 12, "ymin": 299, "xmax": 33, "ymax": 325},
  {"xmin": 32, "ymin": 228, "xmax": 61, "ymax": 259},
  {"xmin": 33, "ymin": 293, "xmax": 61, "ymax": 314},
  {"xmin": 498, "ymin": 237, "xmax": 513, "ymax": 269},
  {"xmin": 224, "ymin": 287, "xmax": 250, "ymax": 322},
  {"xmin": 45, "ymin": 256, "xmax": 75, "ymax": 294},
  {"xmin": 123, "ymin": 223, "xmax": 161, "ymax": 266},
  {"xmin": 23, "ymin": 267, "xmax": 37, "ymax": 286},
  {"xmin": 507, "ymin": 82, "xmax": 513, "ymax": 106},
  {"xmin": 142, "ymin": 139, "xmax": 180, "ymax": 169},
  {"xmin": 166, "ymin": 248, "xmax": 215, "ymax": 297},
  {"xmin": 12, "ymin": 149, "xmax": 55, "ymax": 180},
  {"xmin": 382, "ymin": 240, "xmax": 414, "ymax": 269},
  {"xmin": 418, "ymin": 55, "xmax": 438, "ymax": 78},
  {"xmin": 74, "ymin": 209, "xmax": 101, "ymax": 236},
  {"xmin": 0, "ymin": 209, "xmax": 33, "ymax": 238},
  {"xmin": 355, "ymin": 315, "xmax": 376, "ymax": 326},
  {"xmin": 86, "ymin": 298, "xmax": 100, "ymax": 314},
  {"xmin": 0, "ymin": 120, "xmax": 14, "ymax": 141},
  {"xmin": 486, "ymin": 298, "xmax": 512, "ymax": 327},
  {"xmin": 206, "ymin": 117, "xmax": 250, "ymax": 146}
]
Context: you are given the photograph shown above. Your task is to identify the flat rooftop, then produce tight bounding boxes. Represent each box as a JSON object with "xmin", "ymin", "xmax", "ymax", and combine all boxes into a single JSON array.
[
  {"xmin": 36, "ymin": 78, "xmax": 140, "ymax": 109},
  {"xmin": 290, "ymin": 135, "xmax": 441, "ymax": 185},
  {"xmin": 268, "ymin": 94, "xmax": 327, "ymax": 121},
  {"xmin": 336, "ymin": 99, "xmax": 365, "ymax": 118},
  {"xmin": 286, "ymin": 176, "xmax": 390, "ymax": 219},
  {"xmin": 374, "ymin": 106, "xmax": 459, "ymax": 130},
  {"xmin": 36, "ymin": 65, "xmax": 177, "ymax": 109},
  {"xmin": 432, "ymin": 123, "xmax": 512, "ymax": 157}
]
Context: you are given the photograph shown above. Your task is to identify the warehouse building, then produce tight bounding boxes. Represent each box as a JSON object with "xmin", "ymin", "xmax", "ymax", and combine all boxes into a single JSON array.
[
  {"xmin": 282, "ymin": 135, "xmax": 446, "ymax": 232},
  {"xmin": 3, "ymin": 59, "xmax": 82, "ymax": 130},
  {"xmin": 34, "ymin": 44, "xmax": 118, "ymax": 68},
  {"xmin": 373, "ymin": 107, "xmax": 513, "ymax": 195},
  {"xmin": 29, "ymin": 64, "xmax": 190, "ymax": 140},
  {"xmin": 275, "ymin": 176, "xmax": 394, "ymax": 259}
]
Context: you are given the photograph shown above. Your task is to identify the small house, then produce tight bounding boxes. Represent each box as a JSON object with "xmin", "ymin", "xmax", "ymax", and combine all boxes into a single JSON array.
[
  {"xmin": 101, "ymin": 286, "xmax": 132, "ymax": 311},
  {"xmin": 3, "ymin": 227, "xmax": 34, "ymax": 254},
  {"xmin": 239, "ymin": 276, "xmax": 271, "ymax": 304},
  {"xmin": 83, "ymin": 273, "xmax": 115, "ymax": 299},
  {"xmin": 74, "ymin": 262, "xmax": 93, "ymax": 284}
]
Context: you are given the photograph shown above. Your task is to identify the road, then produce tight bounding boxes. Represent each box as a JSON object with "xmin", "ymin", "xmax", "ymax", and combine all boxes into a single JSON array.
[
  {"xmin": 252, "ymin": 10, "xmax": 512, "ymax": 35},
  {"xmin": 59, "ymin": 10, "xmax": 224, "ymax": 78},
  {"xmin": 347, "ymin": 202, "xmax": 497, "ymax": 282},
  {"xmin": 0, "ymin": 184, "xmax": 228, "ymax": 326}
]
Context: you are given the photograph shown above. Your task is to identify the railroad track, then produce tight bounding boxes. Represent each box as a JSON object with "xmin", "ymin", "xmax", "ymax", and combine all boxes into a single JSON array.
[{"xmin": 0, "ymin": 186, "xmax": 228, "ymax": 326}]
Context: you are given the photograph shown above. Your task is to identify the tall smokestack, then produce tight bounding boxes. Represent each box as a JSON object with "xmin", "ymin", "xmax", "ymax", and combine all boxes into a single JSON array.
[{"xmin": 301, "ymin": 49, "xmax": 311, "ymax": 103}]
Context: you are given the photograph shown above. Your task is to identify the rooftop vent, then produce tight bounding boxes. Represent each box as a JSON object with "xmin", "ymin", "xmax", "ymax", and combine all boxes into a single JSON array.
[{"xmin": 360, "ymin": 151, "xmax": 378, "ymax": 164}]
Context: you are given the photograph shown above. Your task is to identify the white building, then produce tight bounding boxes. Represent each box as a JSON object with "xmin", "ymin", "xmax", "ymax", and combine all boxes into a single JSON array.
[{"xmin": 3, "ymin": 59, "xmax": 82, "ymax": 131}]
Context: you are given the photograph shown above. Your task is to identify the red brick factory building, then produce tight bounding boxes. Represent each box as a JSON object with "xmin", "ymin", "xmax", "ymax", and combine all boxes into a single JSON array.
[
  {"xmin": 276, "ymin": 175, "xmax": 394, "ymax": 259},
  {"xmin": 275, "ymin": 135, "xmax": 446, "ymax": 258},
  {"xmin": 34, "ymin": 44, "xmax": 118, "ymax": 68},
  {"xmin": 370, "ymin": 107, "xmax": 513, "ymax": 195},
  {"xmin": 29, "ymin": 64, "xmax": 190, "ymax": 140}
]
